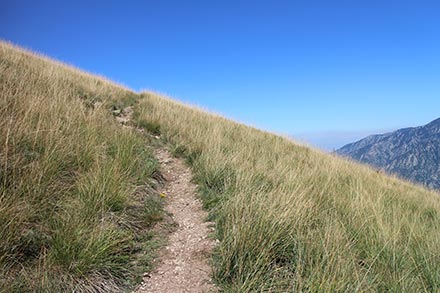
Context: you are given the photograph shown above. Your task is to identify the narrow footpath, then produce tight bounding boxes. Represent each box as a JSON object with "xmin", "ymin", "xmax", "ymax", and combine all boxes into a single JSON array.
[
  {"xmin": 118, "ymin": 106, "xmax": 217, "ymax": 292},
  {"xmin": 136, "ymin": 149, "xmax": 217, "ymax": 293}
]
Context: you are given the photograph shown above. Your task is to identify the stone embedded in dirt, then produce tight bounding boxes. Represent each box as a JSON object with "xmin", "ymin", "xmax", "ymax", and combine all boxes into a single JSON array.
[{"xmin": 112, "ymin": 109, "xmax": 122, "ymax": 116}]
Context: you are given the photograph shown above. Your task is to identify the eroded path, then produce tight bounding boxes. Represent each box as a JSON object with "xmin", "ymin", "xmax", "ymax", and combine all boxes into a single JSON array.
[
  {"xmin": 116, "ymin": 106, "xmax": 217, "ymax": 292},
  {"xmin": 135, "ymin": 148, "xmax": 217, "ymax": 293}
]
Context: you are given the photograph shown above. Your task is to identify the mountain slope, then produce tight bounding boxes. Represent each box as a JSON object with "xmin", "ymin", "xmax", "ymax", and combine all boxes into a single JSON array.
[
  {"xmin": 2, "ymin": 41, "xmax": 440, "ymax": 292},
  {"xmin": 134, "ymin": 93, "xmax": 440, "ymax": 291},
  {"xmin": 337, "ymin": 118, "xmax": 440, "ymax": 189}
]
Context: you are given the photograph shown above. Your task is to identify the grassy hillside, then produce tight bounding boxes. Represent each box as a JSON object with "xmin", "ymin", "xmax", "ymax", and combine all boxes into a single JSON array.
[
  {"xmin": 134, "ymin": 93, "xmax": 440, "ymax": 291},
  {"xmin": 2, "ymin": 41, "xmax": 440, "ymax": 292},
  {"xmin": 0, "ymin": 42, "xmax": 163, "ymax": 292}
]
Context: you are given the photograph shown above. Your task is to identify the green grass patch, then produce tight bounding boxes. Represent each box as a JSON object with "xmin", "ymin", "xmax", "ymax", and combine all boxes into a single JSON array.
[{"xmin": 0, "ymin": 42, "xmax": 164, "ymax": 292}]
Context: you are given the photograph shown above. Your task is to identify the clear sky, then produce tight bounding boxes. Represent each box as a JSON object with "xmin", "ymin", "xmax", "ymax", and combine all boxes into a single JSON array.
[{"xmin": 2, "ymin": 0, "xmax": 439, "ymax": 150}]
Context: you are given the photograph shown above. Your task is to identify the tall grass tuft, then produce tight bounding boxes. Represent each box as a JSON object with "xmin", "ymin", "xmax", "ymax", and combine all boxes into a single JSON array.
[
  {"xmin": 0, "ymin": 41, "xmax": 162, "ymax": 292},
  {"xmin": 135, "ymin": 92, "xmax": 440, "ymax": 292}
]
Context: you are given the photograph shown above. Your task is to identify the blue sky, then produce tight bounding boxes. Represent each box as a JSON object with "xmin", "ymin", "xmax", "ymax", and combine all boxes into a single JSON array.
[{"xmin": 2, "ymin": 0, "xmax": 439, "ymax": 150}]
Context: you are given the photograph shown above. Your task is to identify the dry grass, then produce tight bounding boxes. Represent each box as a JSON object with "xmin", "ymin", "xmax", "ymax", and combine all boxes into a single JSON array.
[
  {"xmin": 2, "ymin": 40, "xmax": 440, "ymax": 292},
  {"xmin": 135, "ymin": 92, "xmax": 440, "ymax": 291},
  {"xmin": 0, "ymin": 41, "xmax": 162, "ymax": 292}
]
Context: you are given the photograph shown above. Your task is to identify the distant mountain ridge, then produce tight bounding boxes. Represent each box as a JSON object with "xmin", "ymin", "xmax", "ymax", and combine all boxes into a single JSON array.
[{"xmin": 336, "ymin": 118, "xmax": 440, "ymax": 189}]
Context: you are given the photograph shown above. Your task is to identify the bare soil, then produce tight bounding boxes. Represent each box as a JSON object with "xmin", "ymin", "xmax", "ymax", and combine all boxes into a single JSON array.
[
  {"xmin": 135, "ymin": 148, "xmax": 217, "ymax": 293},
  {"xmin": 116, "ymin": 107, "xmax": 217, "ymax": 293}
]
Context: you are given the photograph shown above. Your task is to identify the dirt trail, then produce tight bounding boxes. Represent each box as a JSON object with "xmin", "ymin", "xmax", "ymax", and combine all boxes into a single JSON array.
[
  {"xmin": 116, "ymin": 107, "xmax": 217, "ymax": 292},
  {"xmin": 136, "ymin": 149, "xmax": 217, "ymax": 293}
]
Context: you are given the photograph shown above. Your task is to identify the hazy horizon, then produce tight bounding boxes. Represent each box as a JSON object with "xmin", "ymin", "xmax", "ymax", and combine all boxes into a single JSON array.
[{"xmin": 293, "ymin": 128, "xmax": 398, "ymax": 151}]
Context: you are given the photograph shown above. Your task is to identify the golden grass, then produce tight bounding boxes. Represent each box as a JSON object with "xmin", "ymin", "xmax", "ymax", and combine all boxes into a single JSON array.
[
  {"xmin": 2, "ymin": 40, "xmax": 440, "ymax": 292},
  {"xmin": 0, "ymin": 41, "xmax": 162, "ymax": 292},
  {"xmin": 135, "ymin": 92, "xmax": 440, "ymax": 291}
]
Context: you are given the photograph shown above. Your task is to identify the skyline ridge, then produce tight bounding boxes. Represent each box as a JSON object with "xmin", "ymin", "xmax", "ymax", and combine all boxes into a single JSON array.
[{"xmin": 2, "ymin": 0, "xmax": 439, "ymax": 148}]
